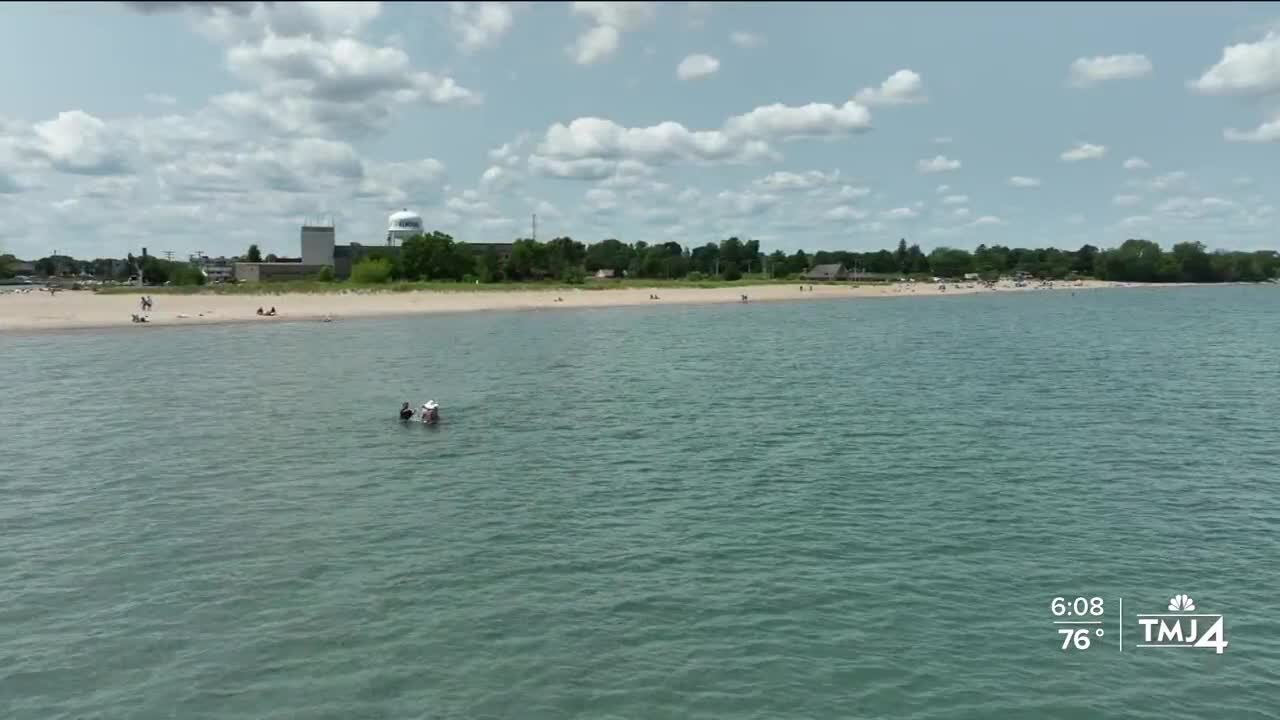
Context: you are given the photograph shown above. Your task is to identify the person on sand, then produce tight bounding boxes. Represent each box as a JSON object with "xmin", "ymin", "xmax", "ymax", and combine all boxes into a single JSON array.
[
  {"xmin": 266, "ymin": 307, "xmax": 277, "ymax": 316},
  {"xmin": 399, "ymin": 402, "xmax": 414, "ymax": 421},
  {"xmin": 256, "ymin": 307, "xmax": 264, "ymax": 315}
]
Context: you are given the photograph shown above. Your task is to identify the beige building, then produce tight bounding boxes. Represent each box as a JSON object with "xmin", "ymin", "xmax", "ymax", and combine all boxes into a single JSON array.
[{"xmin": 234, "ymin": 262, "xmax": 326, "ymax": 282}]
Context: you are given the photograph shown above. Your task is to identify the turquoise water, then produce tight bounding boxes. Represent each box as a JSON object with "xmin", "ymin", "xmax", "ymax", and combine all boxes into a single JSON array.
[{"xmin": 2, "ymin": 286, "xmax": 1278, "ymax": 719}]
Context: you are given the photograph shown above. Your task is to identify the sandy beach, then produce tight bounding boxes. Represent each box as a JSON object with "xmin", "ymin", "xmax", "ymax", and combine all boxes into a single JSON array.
[{"xmin": 0, "ymin": 279, "xmax": 1153, "ymax": 333}]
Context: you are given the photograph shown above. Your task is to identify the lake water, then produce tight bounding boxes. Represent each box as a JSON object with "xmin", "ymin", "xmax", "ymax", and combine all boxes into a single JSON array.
[{"xmin": 2, "ymin": 286, "xmax": 1278, "ymax": 719}]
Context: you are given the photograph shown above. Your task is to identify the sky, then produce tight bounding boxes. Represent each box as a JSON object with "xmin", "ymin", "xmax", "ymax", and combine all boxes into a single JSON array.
[{"xmin": 1, "ymin": 1, "xmax": 1278, "ymax": 262}]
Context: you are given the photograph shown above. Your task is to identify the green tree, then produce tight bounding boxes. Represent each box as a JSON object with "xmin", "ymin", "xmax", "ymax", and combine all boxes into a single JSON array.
[
  {"xmin": 1171, "ymin": 241, "xmax": 1212, "ymax": 282},
  {"xmin": 546, "ymin": 236, "xmax": 586, "ymax": 278},
  {"xmin": 719, "ymin": 236, "xmax": 744, "ymax": 275},
  {"xmin": 246, "ymin": 244, "xmax": 262, "ymax": 263},
  {"xmin": 1072, "ymin": 244, "xmax": 1098, "ymax": 275},
  {"xmin": 895, "ymin": 238, "xmax": 909, "ymax": 274},
  {"xmin": 476, "ymin": 247, "xmax": 502, "ymax": 282},
  {"xmin": 351, "ymin": 257, "xmax": 394, "ymax": 283},
  {"xmin": 584, "ymin": 238, "xmax": 633, "ymax": 275},
  {"xmin": 507, "ymin": 238, "xmax": 548, "ymax": 280},
  {"xmin": 0, "ymin": 253, "xmax": 14, "ymax": 278},
  {"xmin": 927, "ymin": 247, "xmax": 975, "ymax": 278},
  {"xmin": 721, "ymin": 260, "xmax": 742, "ymax": 281},
  {"xmin": 742, "ymin": 239, "xmax": 761, "ymax": 274},
  {"xmin": 317, "ymin": 265, "xmax": 335, "ymax": 282},
  {"xmin": 401, "ymin": 231, "xmax": 472, "ymax": 280},
  {"xmin": 906, "ymin": 244, "xmax": 929, "ymax": 274},
  {"xmin": 170, "ymin": 263, "xmax": 206, "ymax": 286},
  {"xmin": 689, "ymin": 243, "xmax": 720, "ymax": 275}
]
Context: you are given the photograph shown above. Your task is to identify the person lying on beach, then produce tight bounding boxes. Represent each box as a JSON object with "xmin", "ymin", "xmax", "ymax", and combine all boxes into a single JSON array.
[
  {"xmin": 266, "ymin": 307, "xmax": 277, "ymax": 316},
  {"xmin": 256, "ymin": 307, "xmax": 264, "ymax": 315}
]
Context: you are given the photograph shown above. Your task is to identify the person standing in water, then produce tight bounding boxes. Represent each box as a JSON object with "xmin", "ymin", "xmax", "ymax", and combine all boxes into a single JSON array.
[{"xmin": 398, "ymin": 402, "xmax": 414, "ymax": 421}]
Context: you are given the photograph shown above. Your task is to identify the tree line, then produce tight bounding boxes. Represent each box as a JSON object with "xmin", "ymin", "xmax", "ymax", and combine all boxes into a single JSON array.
[
  {"xmin": 348, "ymin": 234, "xmax": 1279, "ymax": 284},
  {"xmin": 8, "ymin": 235, "xmax": 1278, "ymax": 285}
]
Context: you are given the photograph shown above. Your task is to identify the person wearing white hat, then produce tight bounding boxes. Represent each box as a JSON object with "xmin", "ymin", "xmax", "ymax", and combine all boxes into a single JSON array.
[{"xmin": 421, "ymin": 400, "xmax": 440, "ymax": 425}]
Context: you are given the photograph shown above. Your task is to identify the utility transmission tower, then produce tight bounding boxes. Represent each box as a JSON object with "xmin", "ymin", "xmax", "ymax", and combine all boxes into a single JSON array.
[{"xmin": 163, "ymin": 250, "xmax": 175, "ymax": 261}]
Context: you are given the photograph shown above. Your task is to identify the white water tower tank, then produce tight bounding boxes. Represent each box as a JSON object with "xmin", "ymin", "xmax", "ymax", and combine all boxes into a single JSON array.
[{"xmin": 386, "ymin": 209, "xmax": 423, "ymax": 244}]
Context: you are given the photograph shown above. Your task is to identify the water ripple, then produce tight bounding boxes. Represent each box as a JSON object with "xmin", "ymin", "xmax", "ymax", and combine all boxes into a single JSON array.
[{"xmin": 2, "ymin": 286, "xmax": 1279, "ymax": 719}]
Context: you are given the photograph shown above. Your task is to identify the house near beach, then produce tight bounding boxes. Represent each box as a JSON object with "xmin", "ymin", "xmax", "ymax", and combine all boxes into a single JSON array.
[{"xmin": 802, "ymin": 263, "xmax": 849, "ymax": 281}]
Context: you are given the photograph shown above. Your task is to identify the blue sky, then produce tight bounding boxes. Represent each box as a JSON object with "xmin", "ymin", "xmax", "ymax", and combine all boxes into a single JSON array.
[{"xmin": 1, "ymin": 1, "xmax": 1277, "ymax": 261}]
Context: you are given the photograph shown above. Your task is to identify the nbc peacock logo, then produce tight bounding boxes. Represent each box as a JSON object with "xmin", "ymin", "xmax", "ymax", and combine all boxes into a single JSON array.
[{"xmin": 1137, "ymin": 593, "xmax": 1228, "ymax": 654}]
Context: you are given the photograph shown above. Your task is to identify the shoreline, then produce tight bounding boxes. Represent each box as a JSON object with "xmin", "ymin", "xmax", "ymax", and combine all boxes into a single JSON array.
[{"xmin": 0, "ymin": 280, "xmax": 1208, "ymax": 335}]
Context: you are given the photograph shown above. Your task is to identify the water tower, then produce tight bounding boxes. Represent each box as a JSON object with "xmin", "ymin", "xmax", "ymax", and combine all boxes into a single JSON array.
[{"xmin": 386, "ymin": 209, "xmax": 423, "ymax": 245}]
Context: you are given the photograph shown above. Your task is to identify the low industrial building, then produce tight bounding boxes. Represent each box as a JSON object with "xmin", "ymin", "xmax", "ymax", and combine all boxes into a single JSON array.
[
  {"xmin": 292, "ymin": 211, "xmax": 516, "ymax": 280},
  {"xmin": 234, "ymin": 262, "xmax": 326, "ymax": 282},
  {"xmin": 232, "ymin": 211, "xmax": 520, "ymax": 283}
]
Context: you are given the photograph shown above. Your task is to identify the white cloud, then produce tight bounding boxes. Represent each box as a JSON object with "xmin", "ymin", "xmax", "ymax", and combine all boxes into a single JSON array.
[
  {"xmin": 1117, "ymin": 214, "xmax": 1153, "ymax": 228},
  {"xmin": 355, "ymin": 158, "xmax": 448, "ymax": 205},
  {"xmin": 1189, "ymin": 31, "xmax": 1280, "ymax": 96},
  {"xmin": 855, "ymin": 69, "xmax": 927, "ymax": 106},
  {"xmin": 527, "ymin": 156, "xmax": 618, "ymax": 180},
  {"xmin": 715, "ymin": 189, "xmax": 779, "ymax": 217},
  {"xmin": 953, "ymin": 207, "xmax": 971, "ymax": 218},
  {"xmin": 1008, "ymin": 176, "xmax": 1041, "ymax": 187},
  {"xmin": 724, "ymin": 101, "xmax": 872, "ymax": 140},
  {"xmin": 153, "ymin": 1, "xmax": 385, "ymax": 46},
  {"xmin": 216, "ymin": 31, "xmax": 479, "ymax": 137},
  {"xmin": 584, "ymin": 186, "xmax": 619, "ymax": 212},
  {"xmin": 935, "ymin": 184, "xmax": 950, "ymax": 194},
  {"xmin": 1122, "ymin": 156, "xmax": 1150, "ymax": 170},
  {"xmin": 729, "ymin": 31, "xmax": 765, "ymax": 49},
  {"xmin": 1068, "ymin": 53, "xmax": 1153, "ymax": 87},
  {"xmin": 941, "ymin": 194, "xmax": 968, "ymax": 205},
  {"xmin": 917, "ymin": 155, "xmax": 960, "ymax": 173},
  {"xmin": 570, "ymin": 25, "xmax": 619, "ymax": 65},
  {"xmin": 144, "ymin": 92, "xmax": 177, "ymax": 106},
  {"xmin": 28, "ymin": 110, "xmax": 133, "ymax": 176},
  {"xmin": 450, "ymin": 2, "xmax": 515, "ymax": 54},
  {"xmin": 1060, "ymin": 142, "xmax": 1107, "ymax": 162},
  {"xmin": 1113, "ymin": 194, "xmax": 1141, "ymax": 206},
  {"xmin": 971, "ymin": 215, "xmax": 1003, "ymax": 226},
  {"xmin": 1154, "ymin": 195, "xmax": 1238, "ymax": 220},
  {"xmin": 529, "ymin": 100, "xmax": 872, "ymax": 180},
  {"xmin": 569, "ymin": 1, "xmax": 655, "ymax": 64},
  {"xmin": 479, "ymin": 165, "xmax": 517, "ymax": 191},
  {"xmin": 934, "ymin": 136, "xmax": 952, "ymax": 144},
  {"xmin": 677, "ymin": 53, "xmax": 720, "ymax": 81},
  {"xmin": 753, "ymin": 169, "xmax": 839, "ymax": 191},
  {"xmin": 1224, "ymin": 114, "xmax": 1280, "ymax": 143},
  {"xmin": 824, "ymin": 205, "xmax": 869, "ymax": 221},
  {"xmin": 1129, "ymin": 170, "xmax": 1189, "ymax": 192},
  {"xmin": 536, "ymin": 117, "xmax": 753, "ymax": 166},
  {"xmin": 883, "ymin": 206, "xmax": 919, "ymax": 219},
  {"xmin": 489, "ymin": 134, "xmax": 529, "ymax": 166},
  {"xmin": 837, "ymin": 184, "xmax": 871, "ymax": 199}
]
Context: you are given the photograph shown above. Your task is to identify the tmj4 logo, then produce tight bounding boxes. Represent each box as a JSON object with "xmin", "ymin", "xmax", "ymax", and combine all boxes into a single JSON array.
[{"xmin": 1137, "ymin": 594, "xmax": 1228, "ymax": 654}]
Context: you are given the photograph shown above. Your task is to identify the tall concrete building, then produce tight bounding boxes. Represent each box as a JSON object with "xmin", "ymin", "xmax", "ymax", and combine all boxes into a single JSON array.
[{"xmin": 301, "ymin": 223, "xmax": 336, "ymax": 267}]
